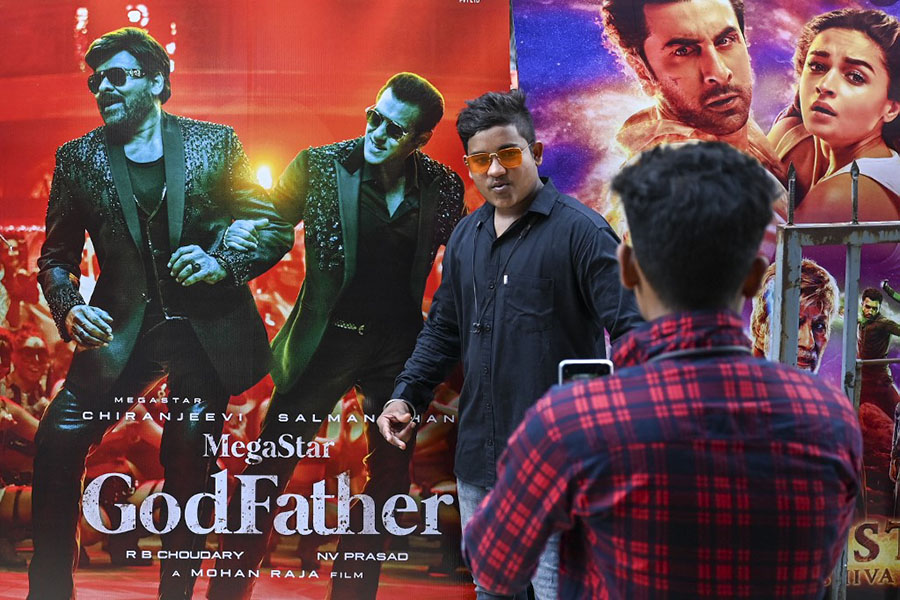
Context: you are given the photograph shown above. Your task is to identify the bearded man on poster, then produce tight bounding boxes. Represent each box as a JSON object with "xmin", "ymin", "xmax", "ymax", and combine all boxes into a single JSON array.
[
  {"xmin": 207, "ymin": 72, "xmax": 466, "ymax": 600},
  {"xmin": 601, "ymin": 0, "xmax": 785, "ymax": 180},
  {"xmin": 31, "ymin": 27, "xmax": 292, "ymax": 600},
  {"xmin": 750, "ymin": 259, "xmax": 839, "ymax": 374}
]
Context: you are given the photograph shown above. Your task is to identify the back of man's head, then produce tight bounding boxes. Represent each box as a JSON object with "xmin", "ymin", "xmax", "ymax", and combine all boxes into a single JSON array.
[
  {"xmin": 456, "ymin": 89, "xmax": 537, "ymax": 153},
  {"xmin": 611, "ymin": 142, "xmax": 779, "ymax": 310}
]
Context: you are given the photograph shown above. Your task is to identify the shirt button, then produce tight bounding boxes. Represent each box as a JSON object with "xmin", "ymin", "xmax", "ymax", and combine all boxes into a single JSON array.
[
  {"xmin": 482, "ymin": 367, "xmax": 489, "ymax": 374},
  {"xmin": 483, "ymin": 324, "xmax": 492, "ymax": 332},
  {"xmin": 488, "ymin": 281, "xmax": 495, "ymax": 289},
  {"xmin": 487, "ymin": 438, "xmax": 493, "ymax": 446}
]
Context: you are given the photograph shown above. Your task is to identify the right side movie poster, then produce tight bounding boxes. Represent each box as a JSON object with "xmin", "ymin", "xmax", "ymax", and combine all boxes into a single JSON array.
[{"xmin": 513, "ymin": 0, "xmax": 900, "ymax": 595}]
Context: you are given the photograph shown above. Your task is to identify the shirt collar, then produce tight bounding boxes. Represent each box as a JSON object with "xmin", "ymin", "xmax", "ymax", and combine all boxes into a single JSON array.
[
  {"xmin": 358, "ymin": 151, "xmax": 420, "ymax": 192},
  {"xmin": 527, "ymin": 177, "xmax": 557, "ymax": 215},
  {"xmin": 612, "ymin": 309, "xmax": 751, "ymax": 368},
  {"xmin": 474, "ymin": 176, "xmax": 558, "ymax": 225}
]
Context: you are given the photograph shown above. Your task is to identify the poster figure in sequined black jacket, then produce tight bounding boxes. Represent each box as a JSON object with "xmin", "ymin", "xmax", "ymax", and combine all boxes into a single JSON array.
[
  {"xmin": 207, "ymin": 72, "xmax": 465, "ymax": 600},
  {"xmin": 30, "ymin": 27, "xmax": 293, "ymax": 600}
]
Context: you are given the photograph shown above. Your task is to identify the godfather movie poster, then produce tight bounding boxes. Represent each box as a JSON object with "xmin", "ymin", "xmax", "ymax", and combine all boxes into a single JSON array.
[{"xmin": 0, "ymin": 1, "xmax": 509, "ymax": 598}]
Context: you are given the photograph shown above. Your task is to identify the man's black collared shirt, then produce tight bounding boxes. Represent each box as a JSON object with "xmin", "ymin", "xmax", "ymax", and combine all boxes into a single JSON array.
[
  {"xmin": 393, "ymin": 178, "xmax": 642, "ymax": 486},
  {"xmin": 331, "ymin": 160, "xmax": 420, "ymax": 327}
]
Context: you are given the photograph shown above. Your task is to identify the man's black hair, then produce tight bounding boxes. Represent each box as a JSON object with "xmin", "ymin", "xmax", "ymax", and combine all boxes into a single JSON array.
[
  {"xmin": 612, "ymin": 142, "xmax": 779, "ymax": 310},
  {"xmin": 862, "ymin": 288, "xmax": 884, "ymax": 304},
  {"xmin": 85, "ymin": 27, "xmax": 171, "ymax": 104},
  {"xmin": 377, "ymin": 72, "xmax": 444, "ymax": 134},
  {"xmin": 456, "ymin": 89, "xmax": 536, "ymax": 153}
]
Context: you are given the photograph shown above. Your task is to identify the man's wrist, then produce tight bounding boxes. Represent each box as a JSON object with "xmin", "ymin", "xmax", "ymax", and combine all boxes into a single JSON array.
[
  {"xmin": 384, "ymin": 398, "xmax": 416, "ymax": 420},
  {"xmin": 209, "ymin": 251, "xmax": 236, "ymax": 285},
  {"xmin": 213, "ymin": 257, "xmax": 229, "ymax": 280}
]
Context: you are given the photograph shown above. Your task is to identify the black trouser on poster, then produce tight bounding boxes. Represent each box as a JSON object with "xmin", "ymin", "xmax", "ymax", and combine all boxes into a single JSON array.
[
  {"xmin": 28, "ymin": 318, "xmax": 229, "ymax": 600},
  {"xmin": 209, "ymin": 321, "xmax": 419, "ymax": 600}
]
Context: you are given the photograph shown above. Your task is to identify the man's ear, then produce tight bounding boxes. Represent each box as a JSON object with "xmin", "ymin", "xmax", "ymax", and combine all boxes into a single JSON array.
[
  {"xmin": 617, "ymin": 242, "xmax": 640, "ymax": 291},
  {"xmin": 742, "ymin": 255, "xmax": 769, "ymax": 300},
  {"xmin": 415, "ymin": 130, "xmax": 433, "ymax": 149},
  {"xmin": 531, "ymin": 141, "xmax": 544, "ymax": 166},
  {"xmin": 150, "ymin": 72, "xmax": 165, "ymax": 98}
]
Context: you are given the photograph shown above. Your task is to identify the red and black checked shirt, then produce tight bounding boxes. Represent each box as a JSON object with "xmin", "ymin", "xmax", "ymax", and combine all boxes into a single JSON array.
[{"xmin": 463, "ymin": 310, "xmax": 862, "ymax": 599}]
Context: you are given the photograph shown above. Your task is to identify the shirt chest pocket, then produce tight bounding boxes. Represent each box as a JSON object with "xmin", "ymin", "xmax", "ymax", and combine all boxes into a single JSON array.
[{"xmin": 502, "ymin": 274, "xmax": 554, "ymax": 332}]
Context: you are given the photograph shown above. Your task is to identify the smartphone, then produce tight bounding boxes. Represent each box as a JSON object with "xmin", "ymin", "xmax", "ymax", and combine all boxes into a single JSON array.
[{"xmin": 558, "ymin": 359, "xmax": 614, "ymax": 385}]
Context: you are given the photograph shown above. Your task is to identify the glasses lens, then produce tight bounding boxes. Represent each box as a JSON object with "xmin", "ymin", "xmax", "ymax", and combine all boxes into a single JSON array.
[
  {"xmin": 465, "ymin": 147, "xmax": 526, "ymax": 174},
  {"xmin": 365, "ymin": 107, "xmax": 384, "ymax": 129},
  {"xmin": 87, "ymin": 68, "xmax": 128, "ymax": 93},
  {"xmin": 496, "ymin": 147, "xmax": 524, "ymax": 169},
  {"xmin": 384, "ymin": 122, "xmax": 406, "ymax": 141},
  {"xmin": 365, "ymin": 107, "xmax": 407, "ymax": 141},
  {"xmin": 105, "ymin": 67, "xmax": 128, "ymax": 86},
  {"xmin": 465, "ymin": 153, "xmax": 493, "ymax": 174}
]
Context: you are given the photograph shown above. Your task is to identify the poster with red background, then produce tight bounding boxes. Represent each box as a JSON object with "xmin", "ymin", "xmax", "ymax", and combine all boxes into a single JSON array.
[{"xmin": 0, "ymin": 1, "xmax": 510, "ymax": 598}]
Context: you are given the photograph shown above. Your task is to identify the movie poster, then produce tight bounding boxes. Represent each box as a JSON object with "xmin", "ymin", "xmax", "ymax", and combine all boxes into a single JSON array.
[
  {"xmin": 513, "ymin": 0, "xmax": 900, "ymax": 595},
  {"xmin": 0, "ymin": 1, "xmax": 510, "ymax": 598}
]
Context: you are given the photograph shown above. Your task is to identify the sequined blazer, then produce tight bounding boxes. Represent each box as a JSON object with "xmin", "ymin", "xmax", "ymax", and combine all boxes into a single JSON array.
[
  {"xmin": 268, "ymin": 137, "xmax": 465, "ymax": 392},
  {"xmin": 38, "ymin": 112, "xmax": 294, "ymax": 397}
]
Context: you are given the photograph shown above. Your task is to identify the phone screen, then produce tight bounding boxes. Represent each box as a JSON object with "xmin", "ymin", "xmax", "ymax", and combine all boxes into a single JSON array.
[{"xmin": 558, "ymin": 359, "xmax": 614, "ymax": 385}]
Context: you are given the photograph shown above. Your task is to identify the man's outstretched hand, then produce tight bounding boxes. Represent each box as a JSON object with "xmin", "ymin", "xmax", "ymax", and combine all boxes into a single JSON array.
[{"xmin": 377, "ymin": 401, "xmax": 417, "ymax": 450}]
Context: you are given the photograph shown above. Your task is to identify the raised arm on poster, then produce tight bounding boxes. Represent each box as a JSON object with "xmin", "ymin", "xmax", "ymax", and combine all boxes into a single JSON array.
[
  {"xmin": 463, "ymin": 142, "xmax": 862, "ymax": 600},
  {"xmin": 382, "ymin": 89, "xmax": 642, "ymax": 600},
  {"xmin": 207, "ymin": 72, "xmax": 466, "ymax": 600},
  {"xmin": 30, "ymin": 27, "xmax": 293, "ymax": 600},
  {"xmin": 768, "ymin": 9, "xmax": 900, "ymax": 222}
]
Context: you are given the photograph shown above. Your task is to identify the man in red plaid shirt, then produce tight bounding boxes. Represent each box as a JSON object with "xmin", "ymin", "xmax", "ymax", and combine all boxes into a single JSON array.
[{"xmin": 463, "ymin": 142, "xmax": 863, "ymax": 599}]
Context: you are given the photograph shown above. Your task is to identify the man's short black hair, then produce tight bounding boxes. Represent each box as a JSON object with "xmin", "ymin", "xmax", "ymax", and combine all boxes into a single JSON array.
[
  {"xmin": 377, "ymin": 72, "xmax": 444, "ymax": 134},
  {"xmin": 456, "ymin": 89, "xmax": 537, "ymax": 153},
  {"xmin": 612, "ymin": 142, "xmax": 779, "ymax": 310},
  {"xmin": 85, "ymin": 27, "xmax": 171, "ymax": 104},
  {"xmin": 862, "ymin": 288, "xmax": 884, "ymax": 304}
]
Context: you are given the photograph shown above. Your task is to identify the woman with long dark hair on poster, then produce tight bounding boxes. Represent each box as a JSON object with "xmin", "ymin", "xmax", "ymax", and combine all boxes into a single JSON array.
[{"xmin": 769, "ymin": 9, "xmax": 900, "ymax": 222}]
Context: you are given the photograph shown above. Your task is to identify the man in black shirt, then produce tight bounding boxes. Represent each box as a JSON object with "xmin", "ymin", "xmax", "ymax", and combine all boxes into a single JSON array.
[
  {"xmin": 32, "ymin": 27, "xmax": 292, "ymax": 600},
  {"xmin": 208, "ymin": 72, "xmax": 465, "ymax": 600},
  {"xmin": 378, "ymin": 89, "xmax": 642, "ymax": 599}
]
